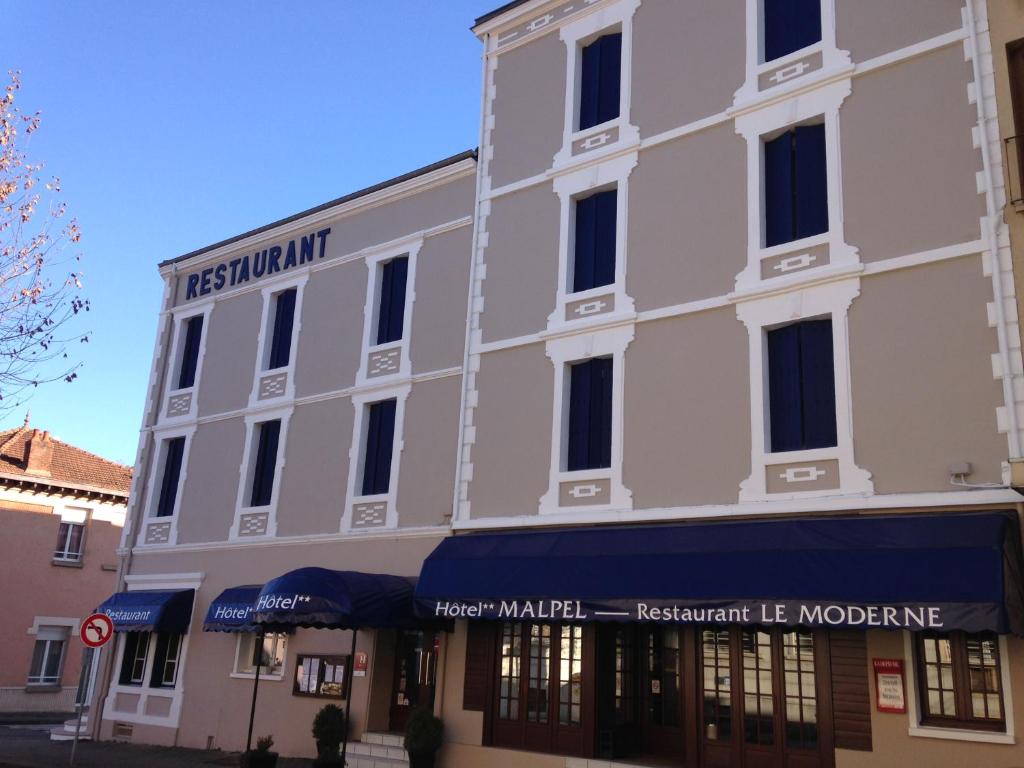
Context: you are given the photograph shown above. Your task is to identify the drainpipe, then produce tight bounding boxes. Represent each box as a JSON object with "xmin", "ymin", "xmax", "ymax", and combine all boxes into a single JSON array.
[
  {"xmin": 89, "ymin": 266, "xmax": 180, "ymax": 740},
  {"xmin": 965, "ymin": 0, "xmax": 1023, "ymax": 462}
]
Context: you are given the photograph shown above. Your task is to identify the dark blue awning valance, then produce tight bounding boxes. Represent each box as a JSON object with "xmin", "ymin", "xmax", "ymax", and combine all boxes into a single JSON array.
[
  {"xmin": 253, "ymin": 568, "xmax": 416, "ymax": 630},
  {"xmin": 203, "ymin": 585, "xmax": 263, "ymax": 633},
  {"xmin": 97, "ymin": 589, "xmax": 195, "ymax": 633},
  {"xmin": 415, "ymin": 512, "xmax": 1024, "ymax": 634}
]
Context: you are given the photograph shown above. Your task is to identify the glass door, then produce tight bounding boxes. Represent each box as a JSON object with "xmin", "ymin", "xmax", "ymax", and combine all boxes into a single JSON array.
[{"xmin": 389, "ymin": 630, "xmax": 437, "ymax": 732}]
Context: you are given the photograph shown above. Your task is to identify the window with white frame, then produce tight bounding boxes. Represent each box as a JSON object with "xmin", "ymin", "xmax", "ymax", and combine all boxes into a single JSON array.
[
  {"xmin": 27, "ymin": 626, "xmax": 67, "ymax": 685},
  {"xmin": 155, "ymin": 436, "xmax": 186, "ymax": 518},
  {"xmin": 54, "ymin": 520, "xmax": 85, "ymax": 562},
  {"xmin": 913, "ymin": 632, "xmax": 1006, "ymax": 732},
  {"xmin": 566, "ymin": 358, "xmax": 613, "ymax": 471},
  {"xmin": 175, "ymin": 314, "xmax": 204, "ymax": 390},
  {"xmin": 118, "ymin": 632, "xmax": 183, "ymax": 688},
  {"xmin": 766, "ymin": 318, "xmax": 837, "ymax": 453},
  {"xmin": 762, "ymin": 0, "xmax": 821, "ymax": 63},
  {"xmin": 361, "ymin": 399, "xmax": 397, "ymax": 496},
  {"xmin": 119, "ymin": 632, "xmax": 150, "ymax": 685},
  {"xmin": 763, "ymin": 122, "xmax": 828, "ymax": 248},
  {"xmin": 265, "ymin": 288, "xmax": 297, "ymax": 371},
  {"xmin": 571, "ymin": 188, "xmax": 617, "ymax": 294},
  {"xmin": 375, "ymin": 256, "xmax": 409, "ymax": 346},
  {"xmin": 235, "ymin": 632, "xmax": 288, "ymax": 677},
  {"xmin": 150, "ymin": 633, "xmax": 183, "ymax": 688},
  {"xmin": 248, "ymin": 420, "xmax": 282, "ymax": 507}
]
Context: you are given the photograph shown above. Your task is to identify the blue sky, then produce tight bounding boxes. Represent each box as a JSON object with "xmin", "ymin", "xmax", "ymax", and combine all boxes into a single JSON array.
[{"xmin": 2, "ymin": 1, "xmax": 496, "ymax": 464}]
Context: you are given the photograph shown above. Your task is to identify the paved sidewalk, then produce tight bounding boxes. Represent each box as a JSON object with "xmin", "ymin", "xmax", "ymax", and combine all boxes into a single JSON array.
[{"xmin": 0, "ymin": 725, "xmax": 314, "ymax": 768}]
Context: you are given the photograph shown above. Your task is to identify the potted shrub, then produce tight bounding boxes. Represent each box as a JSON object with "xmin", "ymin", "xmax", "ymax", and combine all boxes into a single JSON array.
[
  {"xmin": 311, "ymin": 704, "xmax": 346, "ymax": 768},
  {"xmin": 240, "ymin": 735, "xmax": 278, "ymax": 768},
  {"xmin": 403, "ymin": 706, "xmax": 443, "ymax": 768}
]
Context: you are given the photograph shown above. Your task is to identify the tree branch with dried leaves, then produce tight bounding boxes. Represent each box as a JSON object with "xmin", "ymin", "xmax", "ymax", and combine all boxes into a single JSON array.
[{"xmin": 0, "ymin": 70, "xmax": 90, "ymax": 413}]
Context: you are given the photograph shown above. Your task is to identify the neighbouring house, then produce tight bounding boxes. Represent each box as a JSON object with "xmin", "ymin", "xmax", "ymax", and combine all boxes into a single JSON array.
[{"xmin": 0, "ymin": 418, "xmax": 130, "ymax": 721}]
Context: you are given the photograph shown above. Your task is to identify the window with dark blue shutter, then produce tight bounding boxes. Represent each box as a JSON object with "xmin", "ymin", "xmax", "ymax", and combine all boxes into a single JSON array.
[
  {"xmin": 177, "ymin": 316, "xmax": 203, "ymax": 390},
  {"xmin": 764, "ymin": 123, "xmax": 828, "ymax": 247},
  {"xmin": 267, "ymin": 289, "xmax": 297, "ymax": 370},
  {"xmin": 764, "ymin": 0, "xmax": 822, "ymax": 63},
  {"xmin": 155, "ymin": 437, "xmax": 185, "ymax": 518},
  {"xmin": 579, "ymin": 33, "xmax": 622, "ymax": 131},
  {"xmin": 361, "ymin": 399, "xmax": 397, "ymax": 496},
  {"xmin": 249, "ymin": 420, "xmax": 281, "ymax": 507},
  {"xmin": 767, "ymin": 318, "xmax": 836, "ymax": 452},
  {"xmin": 567, "ymin": 358, "xmax": 613, "ymax": 471},
  {"xmin": 573, "ymin": 189, "xmax": 617, "ymax": 293},
  {"xmin": 377, "ymin": 257, "xmax": 409, "ymax": 345}
]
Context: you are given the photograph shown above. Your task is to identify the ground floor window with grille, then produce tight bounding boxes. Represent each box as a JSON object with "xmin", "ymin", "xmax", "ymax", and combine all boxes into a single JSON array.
[
  {"xmin": 235, "ymin": 632, "xmax": 288, "ymax": 677},
  {"xmin": 914, "ymin": 631, "xmax": 1005, "ymax": 731},
  {"xmin": 27, "ymin": 626, "xmax": 68, "ymax": 685}
]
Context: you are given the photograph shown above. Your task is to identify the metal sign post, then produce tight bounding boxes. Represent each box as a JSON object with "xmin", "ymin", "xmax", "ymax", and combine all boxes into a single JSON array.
[
  {"xmin": 68, "ymin": 649, "xmax": 90, "ymax": 767},
  {"xmin": 71, "ymin": 613, "xmax": 114, "ymax": 766}
]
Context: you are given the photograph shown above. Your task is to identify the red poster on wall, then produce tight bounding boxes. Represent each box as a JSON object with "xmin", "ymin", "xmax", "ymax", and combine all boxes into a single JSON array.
[
  {"xmin": 353, "ymin": 651, "xmax": 368, "ymax": 678},
  {"xmin": 872, "ymin": 658, "xmax": 906, "ymax": 713}
]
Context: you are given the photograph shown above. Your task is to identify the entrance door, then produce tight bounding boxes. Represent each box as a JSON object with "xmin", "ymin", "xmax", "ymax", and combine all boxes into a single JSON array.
[
  {"xmin": 389, "ymin": 630, "xmax": 438, "ymax": 732},
  {"xmin": 700, "ymin": 627, "xmax": 834, "ymax": 768},
  {"xmin": 640, "ymin": 626, "xmax": 686, "ymax": 759}
]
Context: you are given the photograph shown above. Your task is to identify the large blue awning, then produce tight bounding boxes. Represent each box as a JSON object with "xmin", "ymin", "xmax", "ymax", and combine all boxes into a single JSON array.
[
  {"xmin": 97, "ymin": 589, "xmax": 195, "ymax": 633},
  {"xmin": 415, "ymin": 512, "xmax": 1024, "ymax": 634},
  {"xmin": 203, "ymin": 585, "xmax": 263, "ymax": 633},
  {"xmin": 252, "ymin": 568, "xmax": 417, "ymax": 630}
]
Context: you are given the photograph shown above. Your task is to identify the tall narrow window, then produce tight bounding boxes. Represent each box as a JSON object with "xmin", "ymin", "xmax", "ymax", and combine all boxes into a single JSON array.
[
  {"xmin": 573, "ymin": 189, "xmax": 617, "ymax": 293},
  {"xmin": 701, "ymin": 629, "xmax": 732, "ymax": 741},
  {"xmin": 361, "ymin": 399, "xmax": 396, "ymax": 496},
  {"xmin": 27, "ymin": 627, "xmax": 67, "ymax": 685},
  {"xmin": 915, "ymin": 632, "xmax": 1005, "ymax": 731},
  {"xmin": 249, "ymin": 420, "xmax": 281, "ymax": 507},
  {"xmin": 267, "ymin": 288, "xmax": 297, "ymax": 370},
  {"xmin": 579, "ymin": 33, "xmax": 622, "ymax": 131},
  {"xmin": 377, "ymin": 257, "xmax": 409, "ymax": 345},
  {"xmin": 119, "ymin": 632, "xmax": 150, "ymax": 685},
  {"xmin": 177, "ymin": 315, "xmax": 203, "ymax": 389},
  {"xmin": 150, "ymin": 633, "xmax": 183, "ymax": 688},
  {"xmin": 567, "ymin": 358, "xmax": 613, "ymax": 471},
  {"xmin": 155, "ymin": 437, "xmax": 186, "ymax": 518},
  {"xmin": 763, "ymin": 0, "xmax": 821, "ymax": 62},
  {"xmin": 498, "ymin": 623, "xmax": 522, "ymax": 721},
  {"xmin": 54, "ymin": 521, "xmax": 84, "ymax": 562},
  {"xmin": 764, "ymin": 124, "xmax": 828, "ymax": 247},
  {"xmin": 767, "ymin": 319, "xmax": 836, "ymax": 452}
]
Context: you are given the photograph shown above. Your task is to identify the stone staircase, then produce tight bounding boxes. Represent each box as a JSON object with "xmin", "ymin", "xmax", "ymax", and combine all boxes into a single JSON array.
[
  {"xmin": 48, "ymin": 713, "xmax": 89, "ymax": 742},
  {"xmin": 345, "ymin": 731, "xmax": 409, "ymax": 768}
]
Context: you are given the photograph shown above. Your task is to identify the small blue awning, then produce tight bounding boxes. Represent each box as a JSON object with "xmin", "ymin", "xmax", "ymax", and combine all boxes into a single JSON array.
[
  {"xmin": 97, "ymin": 589, "xmax": 195, "ymax": 633},
  {"xmin": 203, "ymin": 585, "xmax": 263, "ymax": 633},
  {"xmin": 415, "ymin": 512, "xmax": 1024, "ymax": 634},
  {"xmin": 252, "ymin": 568, "xmax": 417, "ymax": 630}
]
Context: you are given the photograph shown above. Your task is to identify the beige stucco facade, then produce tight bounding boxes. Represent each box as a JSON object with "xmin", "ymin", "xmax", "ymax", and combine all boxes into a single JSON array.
[{"xmin": 93, "ymin": 1, "xmax": 1024, "ymax": 767}]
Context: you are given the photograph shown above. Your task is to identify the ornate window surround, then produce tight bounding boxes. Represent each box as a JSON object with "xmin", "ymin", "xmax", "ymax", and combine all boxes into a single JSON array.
[
  {"xmin": 247, "ymin": 273, "xmax": 309, "ymax": 410},
  {"xmin": 229, "ymin": 406, "xmax": 293, "ymax": 541},
  {"xmin": 161, "ymin": 302, "xmax": 213, "ymax": 424},
  {"xmin": 136, "ymin": 426, "xmax": 195, "ymax": 549}
]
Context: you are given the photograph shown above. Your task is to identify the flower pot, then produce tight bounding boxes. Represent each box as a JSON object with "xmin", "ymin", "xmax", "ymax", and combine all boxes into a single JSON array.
[
  {"xmin": 408, "ymin": 751, "xmax": 437, "ymax": 768},
  {"xmin": 240, "ymin": 751, "xmax": 279, "ymax": 768}
]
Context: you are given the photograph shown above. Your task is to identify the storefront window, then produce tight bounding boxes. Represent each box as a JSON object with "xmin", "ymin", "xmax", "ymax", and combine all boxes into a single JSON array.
[
  {"xmin": 783, "ymin": 630, "xmax": 818, "ymax": 749},
  {"xmin": 613, "ymin": 627, "xmax": 635, "ymax": 726},
  {"xmin": 915, "ymin": 632, "xmax": 1004, "ymax": 731},
  {"xmin": 498, "ymin": 622, "xmax": 521, "ymax": 720},
  {"xmin": 559, "ymin": 625, "xmax": 583, "ymax": 726},
  {"xmin": 647, "ymin": 628, "xmax": 680, "ymax": 727},
  {"xmin": 527, "ymin": 624, "xmax": 552, "ymax": 723},
  {"xmin": 742, "ymin": 629, "xmax": 775, "ymax": 745},
  {"xmin": 236, "ymin": 632, "xmax": 287, "ymax": 677},
  {"xmin": 701, "ymin": 628, "xmax": 732, "ymax": 741}
]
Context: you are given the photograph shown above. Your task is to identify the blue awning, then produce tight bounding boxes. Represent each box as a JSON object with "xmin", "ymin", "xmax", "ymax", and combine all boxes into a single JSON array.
[
  {"xmin": 97, "ymin": 589, "xmax": 195, "ymax": 633},
  {"xmin": 415, "ymin": 512, "xmax": 1024, "ymax": 634},
  {"xmin": 252, "ymin": 568, "xmax": 417, "ymax": 630},
  {"xmin": 203, "ymin": 585, "xmax": 263, "ymax": 633}
]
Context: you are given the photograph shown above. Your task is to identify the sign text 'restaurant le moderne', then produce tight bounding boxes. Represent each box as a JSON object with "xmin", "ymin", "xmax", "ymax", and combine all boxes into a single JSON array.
[{"xmin": 184, "ymin": 228, "xmax": 332, "ymax": 300}]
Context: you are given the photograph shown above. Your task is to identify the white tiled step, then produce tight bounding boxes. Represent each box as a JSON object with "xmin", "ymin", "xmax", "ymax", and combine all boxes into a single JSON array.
[
  {"xmin": 361, "ymin": 731, "xmax": 405, "ymax": 748},
  {"xmin": 347, "ymin": 747, "xmax": 409, "ymax": 768},
  {"xmin": 49, "ymin": 716, "xmax": 90, "ymax": 742},
  {"xmin": 349, "ymin": 741, "xmax": 408, "ymax": 761}
]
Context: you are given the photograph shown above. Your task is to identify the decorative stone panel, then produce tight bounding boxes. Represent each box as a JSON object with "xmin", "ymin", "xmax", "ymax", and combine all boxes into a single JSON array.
[
  {"xmin": 565, "ymin": 293, "xmax": 615, "ymax": 321},
  {"xmin": 238, "ymin": 511, "xmax": 269, "ymax": 536},
  {"xmin": 765, "ymin": 459, "xmax": 840, "ymax": 494},
  {"xmin": 258, "ymin": 372, "xmax": 288, "ymax": 400},
  {"xmin": 367, "ymin": 347, "xmax": 401, "ymax": 377},
  {"xmin": 572, "ymin": 126, "xmax": 620, "ymax": 156},
  {"xmin": 144, "ymin": 521, "xmax": 172, "ymax": 545},
  {"xmin": 494, "ymin": 0, "xmax": 605, "ymax": 48},
  {"xmin": 166, "ymin": 392, "xmax": 192, "ymax": 418},
  {"xmin": 760, "ymin": 243, "xmax": 830, "ymax": 281},
  {"xmin": 758, "ymin": 51, "xmax": 824, "ymax": 91},
  {"xmin": 559, "ymin": 478, "xmax": 611, "ymax": 506},
  {"xmin": 352, "ymin": 500, "xmax": 388, "ymax": 528}
]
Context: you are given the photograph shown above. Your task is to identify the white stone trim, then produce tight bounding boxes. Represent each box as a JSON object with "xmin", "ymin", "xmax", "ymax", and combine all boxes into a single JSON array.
[
  {"xmin": 903, "ymin": 631, "xmax": 1015, "ymax": 745},
  {"xmin": 735, "ymin": 277, "xmax": 872, "ymax": 500},
  {"xmin": 539, "ymin": 324, "xmax": 634, "ymax": 515},
  {"xmin": 229, "ymin": 406, "xmax": 294, "ymax": 541},
  {"xmin": 27, "ymin": 616, "xmax": 80, "ymax": 635},
  {"xmin": 549, "ymin": 152, "xmax": 638, "ymax": 332},
  {"xmin": 159, "ymin": 303, "xmax": 213, "ymax": 425},
  {"xmin": 734, "ymin": 0, "xmax": 851, "ymax": 106},
  {"xmin": 733, "ymin": 79, "xmax": 857, "ymax": 293},
  {"xmin": 134, "ymin": 424, "xmax": 196, "ymax": 549},
  {"xmin": 341, "ymin": 384, "xmax": 411, "ymax": 532},
  {"xmin": 355, "ymin": 237, "xmax": 422, "ymax": 387},
  {"xmin": 552, "ymin": 0, "xmax": 641, "ymax": 172},
  {"xmin": 246, "ymin": 273, "xmax": 309, "ymax": 410}
]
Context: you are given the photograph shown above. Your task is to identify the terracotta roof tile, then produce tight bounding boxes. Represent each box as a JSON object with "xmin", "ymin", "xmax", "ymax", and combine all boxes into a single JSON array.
[{"xmin": 0, "ymin": 426, "xmax": 131, "ymax": 496}]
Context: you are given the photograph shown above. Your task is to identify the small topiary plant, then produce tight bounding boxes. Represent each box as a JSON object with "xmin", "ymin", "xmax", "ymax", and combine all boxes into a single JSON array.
[
  {"xmin": 403, "ymin": 706, "xmax": 443, "ymax": 768},
  {"xmin": 255, "ymin": 735, "xmax": 274, "ymax": 753},
  {"xmin": 241, "ymin": 734, "xmax": 278, "ymax": 767},
  {"xmin": 311, "ymin": 704, "xmax": 347, "ymax": 767}
]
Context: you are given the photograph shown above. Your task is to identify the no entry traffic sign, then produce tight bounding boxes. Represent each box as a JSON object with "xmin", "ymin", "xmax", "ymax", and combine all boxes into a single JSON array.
[{"xmin": 80, "ymin": 613, "xmax": 114, "ymax": 648}]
